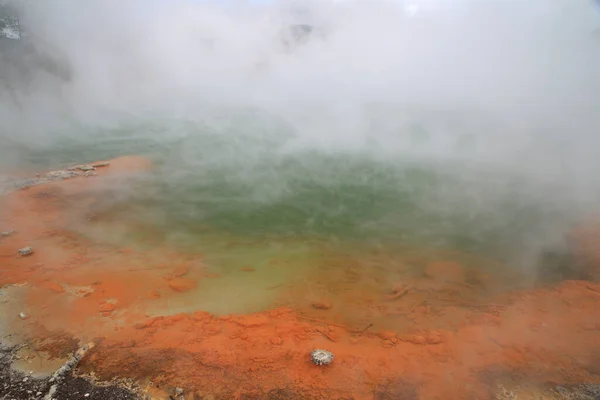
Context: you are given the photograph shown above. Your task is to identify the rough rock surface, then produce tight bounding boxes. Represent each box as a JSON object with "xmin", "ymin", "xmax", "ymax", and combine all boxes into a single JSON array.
[
  {"xmin": 7, "ymin": 164, "xmax": 103, "ymax": 191},
  {"xmin": 310, "ymin": 349, "xmax": 334, "ymax": 366},
  {"xmin": 18, "ymin": 246, "xmax": 33, "ymax": 256},
  {"xmin": 0, "ymin": 345, "xmax": 140, "ymax": 400}
]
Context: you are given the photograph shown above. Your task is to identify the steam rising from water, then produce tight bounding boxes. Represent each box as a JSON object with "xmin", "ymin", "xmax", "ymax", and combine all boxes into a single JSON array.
[{"xmin": 2, "ymin": 0, "xmax": 600, "ymax": 268}]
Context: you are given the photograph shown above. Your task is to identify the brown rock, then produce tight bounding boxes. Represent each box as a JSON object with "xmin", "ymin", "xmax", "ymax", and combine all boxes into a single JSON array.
[
  {"xmin": 384, "ymin": 283, "xmax": 411, "ymax": 300},
  {"xmin": 409, "ymin": 335, "xmax": 426, "ymax": 345},
  {"xmin": 325, "ymin": 326, "xmax": 343, "ymax": 342},
  {"xmin": 206, "ymin": 324, "xmax": 222, "ymax": 335},
  {"xmin": 233, "ymin": 314, "xmax": 270, "ymax": 328},
  {"xmin": 424, "ymin": 261, "xmax": 464, "ymax": 283},
  {"xmin": 168, "ymin": 278, "xmax": 197, "ymax": 293},
  {"xmin": 311, "ymin": 299, "xmax": 332, "ymax": 310},
  {"xmin": 99, "ymin": 303, "xmax": 115, "ymax": 312},
  {"xmin": 44, "ymin": 282, "xmax": 65, "ymax": 293},
  {"xmin": 270, "ymin": 336, "xmax": 283, "ymax": 345},
  {"xmin": 377, "ymin": 331, "xmax": 397, "ymax": 341},
  {"xmin": 426, "ymin": 333, "xmax": 443, "ymax": 344},
  {"xmin": 172, "ymin": 265, "xmax": 189, "ymax": 277},
  {"xmin": 241, "ymin": 266, "xmax": 255, "ymax": 272}
]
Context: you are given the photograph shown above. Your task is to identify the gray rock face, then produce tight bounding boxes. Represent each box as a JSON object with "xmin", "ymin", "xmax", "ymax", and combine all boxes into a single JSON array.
[
  {"xmin": 68, "ymin": 165, "xmax": 95, "ymax": 172},
  {"xmin": 46, "ymin": 170, "xmax": 78, "ymax": 180},
  {"xmin": 7, "ymin": 164, "xmax": 102, "ymax": 191},
  {"xmin": 555, "ymin": 384, "xmax": 600, "ymax": 399},
  {"xmin": 310, "ymin": 349, "xmax": 334, "ymax": 366}
]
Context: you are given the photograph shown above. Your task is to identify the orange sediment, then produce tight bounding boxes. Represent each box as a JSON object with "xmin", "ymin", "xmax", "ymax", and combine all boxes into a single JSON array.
[{"xmin": 1, "ymin": 156, "xmax": 600, "ymax": 399}]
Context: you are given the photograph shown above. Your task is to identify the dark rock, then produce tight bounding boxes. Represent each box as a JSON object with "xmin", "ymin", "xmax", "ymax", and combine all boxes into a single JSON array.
[
  {"xmin": 373, "ymin": 378, "xmax": 419, "ymax": 400},
  {"xmin": 555, "ymin": 384, "xmax": 600, "ymax": 399},
  {"xmin": 0, "ymin": 345, "xmax": 141, "ymax": 400}
]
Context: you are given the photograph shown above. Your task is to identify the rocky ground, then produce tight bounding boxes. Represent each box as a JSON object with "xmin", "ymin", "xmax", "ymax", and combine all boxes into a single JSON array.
[
  {"xmin": 0, "ymin": 162, "xmax": 109, "ymax": 194},
  {"xmin": 2, "ymin": 337, "xmax": 600, "ymax": 400},
  {"xmin": 496, "ymin": 384, "xmax": 600, "ymax": 400},
  {"xmin": 0, "ymin": 344, "xmax": 141, "ymax": 400}
]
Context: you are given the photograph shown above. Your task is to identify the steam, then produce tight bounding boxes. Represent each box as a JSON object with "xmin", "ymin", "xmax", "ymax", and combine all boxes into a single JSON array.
[
  {"xmin": 3, "ymin": 1, "xmax": 599, "ymax": 127},
  {"xmin": 2, "ymin": 0, "xmax": 600, "ymax": 268},
  {"xmin": 3, "ymin": 1, "xmax": 598, "ymax": 143}
]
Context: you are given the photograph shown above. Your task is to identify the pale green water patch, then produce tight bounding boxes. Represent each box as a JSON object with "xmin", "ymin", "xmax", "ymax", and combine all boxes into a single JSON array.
[{"xmin": 145, "ymin": 236, "xmax": 321, "ymax": 316}]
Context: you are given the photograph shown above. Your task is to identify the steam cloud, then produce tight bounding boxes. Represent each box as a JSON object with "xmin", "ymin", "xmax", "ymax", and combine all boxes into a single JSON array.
[
  {"xmin": 2, "ymin": 0, "xmax": 600, "ymax": 269},
  {"xmin": 1, "ymin": 1, "xmax": 598, "ymax": 150}
]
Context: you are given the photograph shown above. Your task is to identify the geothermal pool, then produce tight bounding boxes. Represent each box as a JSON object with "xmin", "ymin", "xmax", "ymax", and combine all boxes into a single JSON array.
[
  {"xmin": 2, "ymin": 0, "xmax": 600, "ymax": 396},
  {"xmin": 1, "ymin": 116, "xmax": 600, "ymax": 399}
]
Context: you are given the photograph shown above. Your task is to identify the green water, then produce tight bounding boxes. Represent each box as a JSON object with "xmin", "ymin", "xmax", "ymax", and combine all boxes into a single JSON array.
[
  {"xmin": 3, "ymin": 112, "xmax": 585, "ymax": 317},
  {"xmin": 6, "ymin": 114, "xmax": 574, "ymax": 263},
  {"xmin": 146, "ymin": 238, "xmax": 320, "ymax": 316}
]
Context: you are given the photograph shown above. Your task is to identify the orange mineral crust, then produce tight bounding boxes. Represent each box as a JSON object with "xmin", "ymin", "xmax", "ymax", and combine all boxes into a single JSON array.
[{"xmin": 1, "ymin": 156, "xmax": 600, "ymax": 399}]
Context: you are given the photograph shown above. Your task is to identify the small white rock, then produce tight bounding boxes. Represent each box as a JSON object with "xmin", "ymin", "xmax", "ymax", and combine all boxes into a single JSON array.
[
  {"xmin": 84, "ymin": 393, "xmax": 90, "ymax": 397},
  {"xmin": 310, "ymin": 349, "xmax": 334, "ymax": 366},
  {"xmin": 19, "ymin": 312, "xmax": 28, "ymax": 319},
  {"xmin": 18, "ymin": 247, "xmax": 33, "ymax": 256}
]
